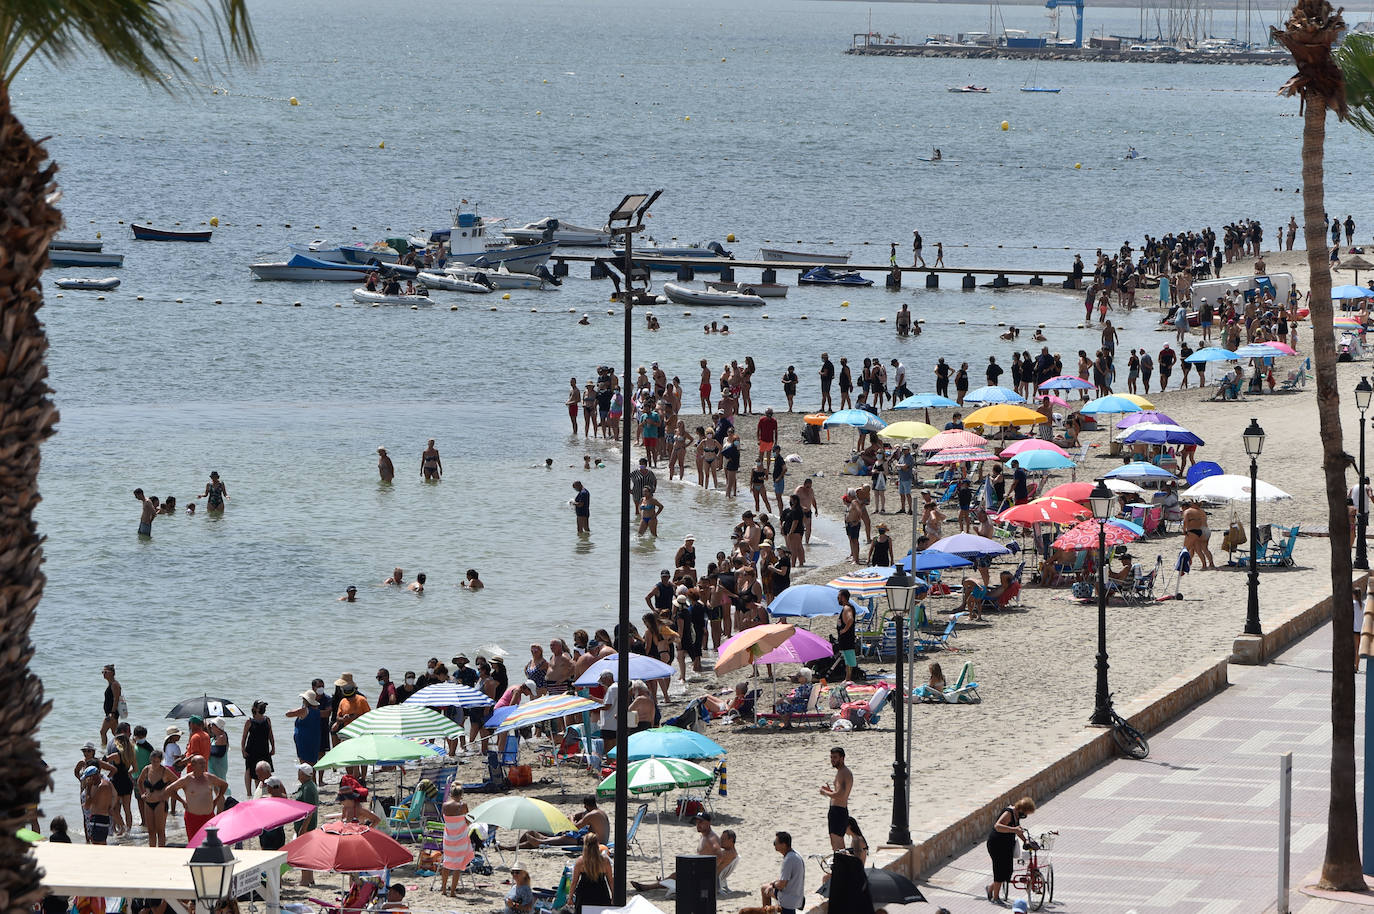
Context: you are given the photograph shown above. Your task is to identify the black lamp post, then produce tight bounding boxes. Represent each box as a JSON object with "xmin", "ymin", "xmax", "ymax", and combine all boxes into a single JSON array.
[
  {"xmin": 1356, "ymin": 377, "xmax": 1371, "ymax": 571},
  {"xmin": 884, "ymin": 568, "xmax": 916, "ymax": 846},
  {"xmin": 1243, "ymin": 418, "xmax": 1266, "ymax": 636},
  {"xmin": 1088, "ymin": 480, "xmax": 1115, "ymax": 726},
  {"xmin": 187, "ymin": 826, "xmax": 237, "ymax": 909}
]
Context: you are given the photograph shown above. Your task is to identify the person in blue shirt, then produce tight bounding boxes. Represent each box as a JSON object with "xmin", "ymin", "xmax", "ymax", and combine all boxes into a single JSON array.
[{"xmin": 505, "ymin": 868, "xmax": 533, "ymax": 914}]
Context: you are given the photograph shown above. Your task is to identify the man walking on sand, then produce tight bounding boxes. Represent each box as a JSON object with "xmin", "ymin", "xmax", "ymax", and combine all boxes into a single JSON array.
[{"xmin": 820, "ymin": 746, "xmax": 853, "ymax": 852}]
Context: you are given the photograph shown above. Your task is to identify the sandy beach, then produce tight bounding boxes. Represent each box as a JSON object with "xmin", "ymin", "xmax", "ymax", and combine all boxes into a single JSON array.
[{"xmin": 237, "ymin": 248, "xmax": 1347, "ymax": 914}]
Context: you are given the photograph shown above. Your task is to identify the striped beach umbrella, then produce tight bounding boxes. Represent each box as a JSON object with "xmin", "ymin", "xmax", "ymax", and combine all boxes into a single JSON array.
[
  {"xmin": 403, "ymin": 682, "xmax": 494, "ymax": 708},
  {"xmin": 926, "ymin": 446, "xmax": 997, "ymax": 464},
  {"xmin": 493, "ymin": 694, "xmax": 600, "ymax": 734},
  {"xmin": 828, "ymin": 567, "xmax": 899, "ymax": 597},
  {"xmin": 339, "ymin": 704, "xmax": 464, "ymax": 741},
  {"xmin": 596, "ymin": 757, "xmax": 715, "ymax": 797},
  {"xmin": 1038, "ymin": 375, "xmax": 1094, "ymax": 391},
  {"xmin": 920, "ymin": 429, "xmax": 987, "ymax": 451}
]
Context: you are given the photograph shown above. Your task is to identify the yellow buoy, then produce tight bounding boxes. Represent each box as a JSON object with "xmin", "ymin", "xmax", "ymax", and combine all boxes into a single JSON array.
[
  {"xmin": 536, "ymin": 110, "xmax": 542, "ymax": 115},
  {"xmin": 726, "ymin": 233, "xmax": 736, "ymax": 242},
  {"xmin": 684, "ymin": 115, "xmax": 690, "ymax": 121},
  {"xmin": 841, "ymin": 300, "xmax": 850, "ymax": 307},
  {"xmin": 289, "ymin": 97, "xmax": 299, "ymax": 106},
  {"xmin": 721, "ymin": 57, "xmax": 727, "ymax": 62},
  {"xmin": 1074, "ymin": 162, "xmax": 1081, "ymax": 169},
  {"xmin": 209, "ymin": 217, "xmax": 219, "ymax": 227},
  {"xmin": 193, "ymin": 56, "xmax": 199, "ymax": 62},
  {"xmin": 379, "ymin": 141, "xmax": 385, "ymax": 149},
  {"xmin": 503, "ymin": 293, "xmax": 511, "ymax": 300},
  {"xmin": 1001, "ymin": 120, "xmax": 1009, "ymax": 131},
  {"xmin": 96, "ymin": 231, "xmax": 102, "ymax": 238},
  {"xmin": 450, "ymin": 305, "xmax": 458, "ymax": 311},
  {"xmin": 542, "ymin": 79, "xmax": 548, "ymax": 84}
]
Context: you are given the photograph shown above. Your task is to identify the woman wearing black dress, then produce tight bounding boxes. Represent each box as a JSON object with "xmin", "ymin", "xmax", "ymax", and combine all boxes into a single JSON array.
[
  {"xmin": 571, "ymin": 835, "xmax": 613, "ymax": 914},
  {"xmin": 986, "ymin": 796, "xmax": 1035, "ymax": 902}
]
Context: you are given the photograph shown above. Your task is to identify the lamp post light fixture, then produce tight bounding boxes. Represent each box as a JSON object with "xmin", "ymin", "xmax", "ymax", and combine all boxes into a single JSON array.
[
  {"xmin": 1088, "ymin": 480, "xmax": 1115, "ymax": 727},
  {"xmin": 1242, "ymin": 418, "xmax": 1266, "ymax": 636},
  {"xmin": 187, "ymin": 826, "xmax": 237, "ymax": 909},
  {"xmin": 1356, "ymin": 377, "xmax": 1372, "ymax": 571},
  {"xmin": 884, "ymin": 567, "xmax": 916, "ymax": 847}
]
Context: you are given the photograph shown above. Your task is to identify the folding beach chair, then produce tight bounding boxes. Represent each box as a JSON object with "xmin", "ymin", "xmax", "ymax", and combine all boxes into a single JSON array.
[{"xmin": 608, "ymin": 802, "xmax": 649, "ymax": 855}]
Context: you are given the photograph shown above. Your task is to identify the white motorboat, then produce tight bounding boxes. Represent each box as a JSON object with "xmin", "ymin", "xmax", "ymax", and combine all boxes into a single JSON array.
[
  {"xmin": 447, "ymin": 211, "xmax": 556, "ymax": 273},
  {"xmin": 613, "ymin": 240, "xmax": 734, "ymax": 272},
  {"xmin": 287, "ymin": 241, "xmax": 346, "ymax": 262},
  {"xmin": 251, "ymin": 255, "xmax": 370, "ymax": 281},
  {"xmin": 352, "ymin": 288, "xmax": 433, "ymax": 305},
  {"xmin": 759, "ymin": 247, "xmax": 852, "ymax": 264},
  {"xmin": 662, "ymin": 282, "xmax": 764, "ymax": 307},
  {"xmin": 706, "ymin": 280, "xmax": 788, "ymax": 298},
  {"xmin": 53, "ymin": 276, "xmax": 120, "ymax": 291},
  {"xmin": 47, "ymin": 250, "xmax": 124, "ymax": 268},
  {"xmin": 416, "ymin": 270, "xmax": 493, "ymax": 294},
  {"xmin": 447, "ymin": 264, "xmax": 559, "ymax": 290},
  {"xmin": 504, "ymin": 218, "xmax": 613, "ymax": 247},
  {"xmin": 339, "ymin": 241, "xmax": 402, "ymax": 265}
]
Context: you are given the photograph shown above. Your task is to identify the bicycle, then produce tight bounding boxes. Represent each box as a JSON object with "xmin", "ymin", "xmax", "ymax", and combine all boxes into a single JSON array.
[
  {"xmin": 1106, "ymin": 694, "xmax": 1150, "ymax": 759},
  {"xmin": 1000, "ymin": 830, "xmax": 1057, "ymax": 911}
]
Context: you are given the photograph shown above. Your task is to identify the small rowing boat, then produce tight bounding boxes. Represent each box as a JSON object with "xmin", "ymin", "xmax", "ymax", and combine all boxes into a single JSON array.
[
  {"xmin": 53, "ymin": 276, "xmax": 120, "ymax": 291},
  {"xmin": 251, "ymin": 255, "xmax": 370, "ymax": 281},
  {"xmin": 131, "ymin": 224, "xmax": 212, "ymax": 242},
  {"xmin": 48, "ymin": 250, "xmax": 124, "ymax": 268},
  {"xmin": 662, "ymin": 282, "xmax": 765, "ymax": 307},
  {"xmin": 1020, "ymin": 86, "xmax": 1062, "ymax": 93},
  {"xmin": 50, "ymin": 240, "xmax": 103, "ymax": 252},
  {"xmin": 416, "ymin": 271, "xmax": 494, "ymax": 294},
  {"xmin": 759, "ymin": 247, "xmax": 851, "ymax": 264},
  {"xmin": 352, "ymin": 288, "xmax": 432, "ymax": 305},
  {"xmin": 706, "ymin": 280, "xmax": 788, "ymax": 298}
]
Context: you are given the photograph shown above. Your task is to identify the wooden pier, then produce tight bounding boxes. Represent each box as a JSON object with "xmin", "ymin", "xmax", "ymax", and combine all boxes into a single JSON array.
[{"xmin": 548, "ymin": 253, "xmax": 1076, "ymax": 290}]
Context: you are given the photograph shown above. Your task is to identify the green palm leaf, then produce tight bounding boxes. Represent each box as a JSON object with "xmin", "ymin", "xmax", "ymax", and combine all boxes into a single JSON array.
[{"xmin": 1337, "ymin": 32, "xmax": 1374, "ymax": 135}]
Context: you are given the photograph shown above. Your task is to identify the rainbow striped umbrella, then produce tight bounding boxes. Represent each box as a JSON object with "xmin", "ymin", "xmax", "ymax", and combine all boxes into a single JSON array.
[
  {"xmin": 493, "ymin": 694, "xmax": 600, "ymax": 734},
  {"xmin": 927, "ymin": 446, "xmax": 997, "ymax": 464},
  {"xmin": 828, "ymin": 567, "xmax": 900, "ymax": 597}
]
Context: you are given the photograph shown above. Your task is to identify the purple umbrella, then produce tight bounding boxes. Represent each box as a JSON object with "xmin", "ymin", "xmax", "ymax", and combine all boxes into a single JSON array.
[
  {"xmin": 928, "ymin": 532, "xmax": 1011, "ymax": 557},
  {"xmin": 720, "ymin": 628, "xmax": 834, "ymax": 666},
  {"xmin": 1116, "ymin": 410, "xmax": 1179, "ymax": 429}
]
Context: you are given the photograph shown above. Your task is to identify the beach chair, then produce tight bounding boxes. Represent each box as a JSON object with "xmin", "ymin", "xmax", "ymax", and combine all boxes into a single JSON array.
[
  {"xmin": 1047, "ymin": 550, "xmax": 1087, "ymax": 586},
  {"xmin": 714, "ymin": 687, "xmax": 761, "ymax": 725},
  {"xmin": 1257, "ymin": 525, "xmax": 1300, "ymax": 566},
  {"xmin": 941, "ymin": 661, "xmax": 981, "ymax": 704},
  {"xmin": 1280, "ymin": 359, "xmax": 1311, "ymax": 390},
  {"xmin": 676, "ymin": 764, "xmax": 721, "ymax": 819},
  {"xmin": 1129, "ymin": 556, "xmax": 1162, "ymax": 603},
  {"xmin": 916, "ymin": 614, "xmax": 966, "ymax": 653},
  {"xmin": 977, "ymin": 580, "xmax": 1021, "ymax": 615},
  {"xmin": 607, "ymin": 802, "xmax": 649, "ymax": 856},
  {"xmin": 467, "ymin": 731, "xmax": 521, "ymax": 792},
  {"xmin": 385, "ymin": 789, "xmax": 428, "ymax": 841},
  {"xmin": 935, "ymin": 480, "xmax": 959, "ymax": 505},
  {"xmin": 533, "ymin": 865, "xmax": 573, "ymax": 913},
  {"xmin": 756, "ymin": 679, "xmax": 826, "ymax": 726},
  {"xmin": 308, "ymin": 878, "xmax": 379, "ymax": 914}
]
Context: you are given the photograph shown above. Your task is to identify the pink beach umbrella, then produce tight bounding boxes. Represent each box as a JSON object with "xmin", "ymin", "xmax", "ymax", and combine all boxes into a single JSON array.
[
  {"xmin": 1260, "ymin": 341, "xmax": 1297, "ymax": 355},
  {"xmin": 719, "ymin": 627, "xmax": 834, "ymax": 666},
  {"xmin": 919, "ymin": 429, "xmax": 988, "ymax": 452},
  {"xmin": 188, "ymin": 796, "xmax": 315, "ymax": 847},
  {"xmin": 999, "ymin": 439, "xmax": 1070, "ymax": 459}
]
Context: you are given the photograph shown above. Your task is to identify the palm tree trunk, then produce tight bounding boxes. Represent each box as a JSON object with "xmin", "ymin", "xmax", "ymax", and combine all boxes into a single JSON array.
[
  {"xmin": 0, "ymin": 82, "xmax": 60, "ymax": 910},
  {"xmin": 1303, "ymin": 97, "xmax": 1365, "ymax": 891}
]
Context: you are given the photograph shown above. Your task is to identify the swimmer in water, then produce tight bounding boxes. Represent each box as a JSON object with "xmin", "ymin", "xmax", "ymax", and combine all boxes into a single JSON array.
[{"xmin": 579, "ymin": 314, "xmax": 590, "ymax": 325}]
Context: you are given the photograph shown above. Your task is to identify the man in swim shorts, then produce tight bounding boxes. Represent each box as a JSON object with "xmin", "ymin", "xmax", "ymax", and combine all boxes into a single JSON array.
[
  {"xmin": 819, "ymin": 747, "xmax": 853, "ymax": 852},
  {"xmin": 81, "ymin": 766, "xmax": 117, "ymax": 844},
  {"xmin": 134, "ymin": 489, "xmax": 159, "ymax": 537}
]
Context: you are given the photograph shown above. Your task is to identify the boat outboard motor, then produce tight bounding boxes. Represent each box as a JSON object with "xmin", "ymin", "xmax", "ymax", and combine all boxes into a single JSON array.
[
  {"xmin": 706, "ymin": 241, "xmax": 734, "ymax": 260},
  {"xmin": 535, "ymin": 264, "xmax": 562, "ymax": 287},
  {"xmin": 473, "ymin": 272, "xmax": 494, "ymax": 290},
  {"xmin": 540, "ymin": 219, "xmax": 560, "ymax": 244}
]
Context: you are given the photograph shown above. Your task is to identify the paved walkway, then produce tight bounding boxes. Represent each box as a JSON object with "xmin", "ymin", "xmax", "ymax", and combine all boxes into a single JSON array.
[{"xmin": 911, "ymin": 622, "xmax": 1362, "ymax": 913}]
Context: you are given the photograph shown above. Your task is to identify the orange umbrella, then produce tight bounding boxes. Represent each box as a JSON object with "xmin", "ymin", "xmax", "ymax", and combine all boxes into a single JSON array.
[
  {"xmin": 714, "ymin": 623, "xmax": 797, "ymax": 675},
  {"xmin": 998, "ymin": 496, "xmax": 1091, "ymax": 526}
]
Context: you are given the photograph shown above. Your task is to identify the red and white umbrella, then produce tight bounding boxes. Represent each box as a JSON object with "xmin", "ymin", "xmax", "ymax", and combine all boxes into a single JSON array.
[
  {"xmin": 1052, "ymin": 519, "xmax": 1141, "ymax": 551},
  {"xmin": 927, "ymin": 447, "xmax": 997, "ymax": 464},
  {"xmin": 919, "ymin": 429, "xmax": 988, "ymax": 452}
]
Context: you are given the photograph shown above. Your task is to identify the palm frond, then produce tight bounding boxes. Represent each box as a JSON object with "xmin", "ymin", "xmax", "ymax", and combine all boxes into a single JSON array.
[
  {"xmin": 1337, "ymin": 31, "xmax": 1374, "ymax": 134},
  {"xmin": 0, "ymin": 0, "xmax": 256, "ymax": 87}
]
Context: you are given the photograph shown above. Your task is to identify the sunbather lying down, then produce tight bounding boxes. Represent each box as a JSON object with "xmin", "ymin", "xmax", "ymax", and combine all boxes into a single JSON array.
[
  {"xmin": 703, "ymin": 682, "xmax": 749, "ymax": 716},
  {"xmin": 956, "ymin": 570, "xmax": 1014, "ymax": 620},
  {"xmin": 507, "ymin": 795, "xmax": 608, "ymax": 849}
]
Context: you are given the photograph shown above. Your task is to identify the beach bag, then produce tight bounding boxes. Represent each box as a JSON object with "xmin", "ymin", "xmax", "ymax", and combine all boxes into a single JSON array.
[
  {"xmin": 674, "ymin": 798, "xmax": 704, "ymax": 818},
  {"xmin": 508, "ymin": 765, "xmax": 533, "ymax": 787}
]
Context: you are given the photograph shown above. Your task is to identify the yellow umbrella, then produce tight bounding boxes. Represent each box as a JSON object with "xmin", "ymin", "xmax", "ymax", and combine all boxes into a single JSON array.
[
  {"xmin": 714, "ymin": 623, "xmax": 796, "ymax": 675},
  {"xmin": 963, "ymin": 404, "xmax": 1046, "ymax": 427},
  {"xmin": 878, "ymin": 421, "xmax": 940, "ymax": 441},
  {"xmin": 1117, "ymin": 394, "xmax": 1155, "ymax": 409}
]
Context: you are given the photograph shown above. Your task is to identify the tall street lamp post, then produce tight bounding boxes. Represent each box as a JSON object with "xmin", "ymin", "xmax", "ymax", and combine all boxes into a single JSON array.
[
  {"xmin": 1242, "ymin": 418, "xmax": 1266, "ymax": 636},
  {"xmin": 1088, "ymin": 480, "xmax": 1115, "ymax": 727},
  {"xmin": 1355, "ymin": 377, "xmax": 1371, "ymax": 570},
  {"xmin": 884, "ymin": 568, "xmax": 916, "ymax": 846}
]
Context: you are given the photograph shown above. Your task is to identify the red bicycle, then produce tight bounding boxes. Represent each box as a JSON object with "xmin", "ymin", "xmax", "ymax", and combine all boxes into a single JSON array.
[{"xmin": 1000, "ymin": 830, "xmax": 1057, "ymax": 911}]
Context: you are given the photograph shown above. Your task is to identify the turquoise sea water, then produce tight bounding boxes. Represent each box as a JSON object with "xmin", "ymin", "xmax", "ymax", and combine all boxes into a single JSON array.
[{"xmin": 19, "ymin": 0, "xmax": 1372, "ymax": 827}]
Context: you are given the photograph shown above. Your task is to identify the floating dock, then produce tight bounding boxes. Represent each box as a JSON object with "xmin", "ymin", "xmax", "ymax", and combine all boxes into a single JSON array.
[{"xmin": 847, "ymin": 40, "xmax": 1290, "ymax": 65}]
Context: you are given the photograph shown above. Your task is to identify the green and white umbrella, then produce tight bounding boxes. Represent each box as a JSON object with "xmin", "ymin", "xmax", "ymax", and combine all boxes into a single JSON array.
[
  {"xmin": 314, "ymin": 734, "xmax": 440, "ymax": 769},
  {"xmin": 596, "ymin": 757, "xmax": 717, "ymax": 878},
  {"xmin": 468, "ymin": 796, "xmax": 575, "ymax": 869},
  {"xmin": 339, "ymin": 704, "xmax": 464, "ymax": 741}
]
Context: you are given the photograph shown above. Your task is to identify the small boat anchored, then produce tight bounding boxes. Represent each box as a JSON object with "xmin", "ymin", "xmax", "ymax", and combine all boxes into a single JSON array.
[
  {"xmin": 706, "ymin": 280, "xmax": 788, "ymax": 298},
  {"xmin": 54, "ymin": 276, "xmax": 120, "ymax": 291},
  {"xmin": 504, "ymin": 218, "xmax": 612, "ymax": 247},
  {"xmin": 947, "ymin": 85, "xmax": 990, "ymax": 93},
  {"xmin": 662, "ymin": 282, "xmax": 765, "ymax": 307},
  {"xmin": 352, "ymin": 288, "xmax": 432, "ymax": 305},
  {"xmin": 759, "ymin": 247, "xmax": 852, "ymax": 264},
  {"xmin": 131, "ymin": 224, "xmax": 212, "ymax": 242}
]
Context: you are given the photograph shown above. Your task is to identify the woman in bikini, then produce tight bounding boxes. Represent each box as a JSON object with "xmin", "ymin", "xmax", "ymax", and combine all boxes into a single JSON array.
[
  {"xmin": 523, "ymin": 645, "xmax": 550, "ymax": 696},
  {"xmin": 668, "ymin": 421, "xmax": 691, "ymax": 482},
  {"xmin": 701, "ymin": 435, "xmax": 721, "ymax": 490},
  {"xmin": 582, "ymin": 383, "xmax": 597, "ymax": 437},
  {"xmin": 421, "ymin": 440, "xmax": 443, "ymax": 481},
  {"xmin": 138, "ymin": 749, "xmax": 172, "ymax": 847},
  {"xmin": 637, "ymin": 492, "xmax": 664, "ymax": 537},
  {"xmin": 741, "ymin": 357, "xmax": 756, "ymax": 415}
]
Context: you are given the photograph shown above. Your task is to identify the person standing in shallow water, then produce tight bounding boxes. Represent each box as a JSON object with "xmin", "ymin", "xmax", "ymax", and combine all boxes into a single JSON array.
[
  {"xmin": 134, "ymin": 489, "xmax": 159, "ymax": 537},
  {"xmin": 199, "ymin": 472, "xmax": 227, "ymax": 512},
  {"xmin": 421, "ymin": 440, "xmax": 443, "ymax": 481},
  {"xmin": 377, "ymin": 447, "xmax": 394, "ymax": 482}
]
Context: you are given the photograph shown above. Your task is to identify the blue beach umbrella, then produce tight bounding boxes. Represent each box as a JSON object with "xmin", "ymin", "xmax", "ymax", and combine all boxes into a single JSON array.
[
  {"xmin": 1120, "ymin": 423, "xmax": 1205, "ymax": 446},
  {"xmin": 574, "ymin": 653, "xmax": 675, "ymax": 687},
  {"xmin": 1079, "ymin": 395, "xmax": 1143, "ymax": 415},
  {"xmin": 608, "ymin": 726, "xmax": 726, "ymax": 761},
  {"xmin": 1039, "ymin": 375, "xmax": 1094, "ymax": 391},
  {"xmin": 1107, "ymin": 517, "xmax": 1145, "ymax": 536},
  {"xmin": 893, "ymin": 393, "xmax": 959, "ymax": 409},
  {"xmin": 1007, "ymin": 449, "xmax": 1076, "ymax": 471},
  {"xmin": 1103, "ymin": 462, "xmax": 1176, "ymax": 480},
  {"xmin": 928, "ymin": 532, "xmax": 1011, "ymax": 557},
  {"xmin": 896, "ymin": 550, "xmax": 975, "ymax": 573},
  {"xmin": 1186, "ymin": 461, "xmax": 1224, "ymax": 486},
  {"xmin": 768, "ymin": 583, "xmax": 860, "ymax": 618},
  {"xmin": 1185, "ymin": 346, "xmax": 1240, "ymax": 363},
  {"xmin": 1332, "ymin": 285, "xmax": 1374, "ymax": 299},
  {"xmin": 963, "ymin": 385, "xmax": 1025, "ymax": 404},
  {"xmin": 822, "ymin": 409, "xmax": 886, "ymax": 432},
  {"xmin": 1235, "ymin": 344, "xmax": 1278, "ymax": 359}
]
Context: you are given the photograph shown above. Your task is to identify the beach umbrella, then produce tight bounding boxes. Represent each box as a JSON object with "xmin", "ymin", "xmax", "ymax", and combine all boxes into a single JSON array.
[
  {"xmin": 1108, "ymin": 517, "xmax": 1146, "ymax": 536},
  {"xmin": 1334, "ymin": 316, "xmax": 1365, "ymax": 327},
  {"xmin": 896, "ymin": 550, "xmax": 975, "ymax": 573},
  {"xmin": 964, "ymin": 403, "xmax": 1045, "ymax": 427},
  {"xmin": 483, "ymin": 705, "xmax": 520, "ymax": 731},
  {"xmin": 1102, "ymin": 477, "xmax": 1147, "ymax": 495},
  {"xmin": 470, "ymin": 796, "xmax": 574, "ymax": 833},
  {"xmin": 715, "ymin": 623, "xmax": 796, "ymax": 674},
  {"xmin": 998, "ymin": 497, "xmax": 1090, "ymax": 526},
  {"xmin": 284, "ymin": 822, "xmax": 413, "ymax": 873},
  {"xmin": 597, "ymin": 757, "xmax": 716, "ymax": 878},
  {"xmin": 1116, "ymin": 410, "xmax": 1178, "ymax": 429},
  {"xmin": 927, "ymin": 446, "xmax": 998, "ymax": 464},
  {"xmin": 339, "ymin": 704, "xmax": 464, "ymax": 741},
  {"xmin": 188, "ymin": 797, "xmax": 315, "ymax": 847},
  {"xmin": 963, "ymin": 385, "xmax": 1025, "ymax": 404},
  {"xmin": 1339, "ymin": 256, "xmax": 1374, "ymax": 285},
  {"xmin": 1119, "ymin": 423, "xmax": 1205, "ymax": 447},
  {"xmin": 1042, "ymin": 394, "xmax": 1070, "ymax": 408},
  {"xmin": 494, "ymin": 694, "xmax": 600, "ymax": 734},
  {"xmin": 1044, "ymin": 481, "xmax": 1093, "ymax": 501},
  {"xmin": 863, "ymin": 868, "xmax": 927, "ymax": 905},
  {"xmin": 315, "ymin": 735, "xmax": 440, "ymax": 769},
  {"xmin": 1186, "ymin": 461, "xmax": 1224, "ymax": 486},
  {"xmin": 919, "ymin": 429, "xmax": 987, "ymax": 451},
  {"xmin": 1006, "ymin": 449, "xmax": 1076, "ymax": 471},
  {"xmin": 1116, "ymin": 394, "xmax": 1155, "ymax": 408},
  {"xmin": 1235, "ymin": 344, "xmax": 1279, "ymax": 358},
  {"xmin": 404, "ymin": 682, "xmax": 494, "ymax": 708},
  {"xmin": 720, "ymin": 626, "xmax": 838, "ymax": 667},
  {"xmin": 768, "ymin": 583, "xmax": 859, "ymax": 618},
  {"xmin": 823, "ymin": 409, "xmax": 886, "ymax": 432},
  {"xmin": 1053, "ymin": 519, "xmax": 1140, "ymax": 551},
  {"xmin": 1103, "ymin": 462, "xmax": 1176, "ymax": 480},
  {"xmin": 893, "ymin": 393, "xmax": 959, "ymax": 409},
  {"xmin": 1185, "ymin": 346, "xmax": 1240, "ymax": 363},
  {"xmin": 1261, "ymin": 341, "xmax": 1297, "ymax": 355},
  {"xmin": 166, "ymin": 695, "xmax": 245, "ymax": 719},
  {"xmin": 608, "ymin": 727, "xmax": 726, "ymax": 761},
  {"xmin": 1000, "ymin": 439, "xmax": 1070, "ymax": 458},
  {"xmin": 16, "ymin": 828, "xmax": 43, "ymax": 844},
  {"xmin": 877, "ymin": 421, "xmax": 940, "ymax": 441},
  {"xmin": 928, "ymin": 532, "xmax": 1011, "ymax": 557},
  {"xmin": 1331, "ymin": 284, "xmax": 1374, "ymax": 299},
  {"xmin": 1079, "ymin": 395, "xmax": 1142, "ymax": 415},
  {"xmin": 828, "ymin": 566, "xmax": 901, "ymax": 598},
  {"xmin": 1039, "ymin": 375, "xmax": 1094, "ymax": 391},
  {"xmin": 574, "ymin": 653, "xmax": 674, "ymax": 686},
  {"xmin": 1181, "ymin": 474, "xmax": 1292, "ymax": 502}
]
